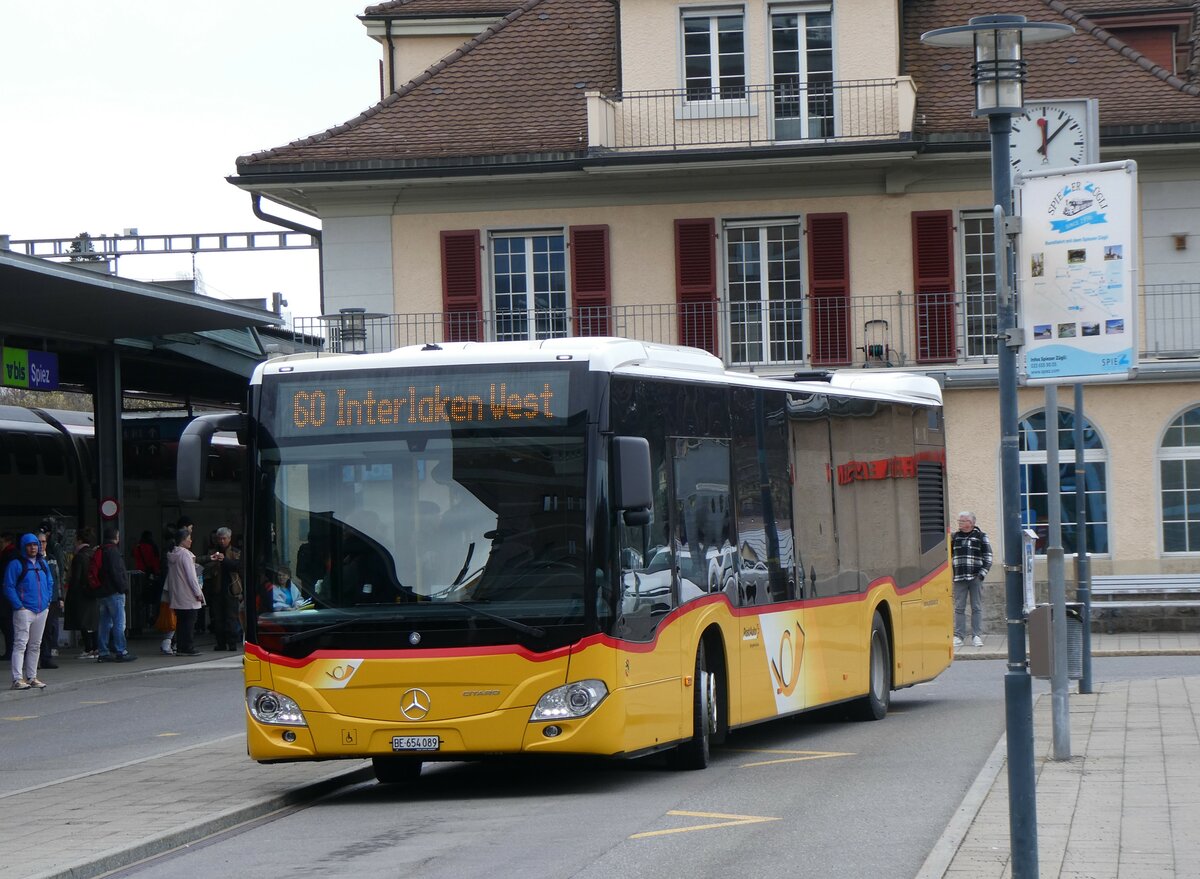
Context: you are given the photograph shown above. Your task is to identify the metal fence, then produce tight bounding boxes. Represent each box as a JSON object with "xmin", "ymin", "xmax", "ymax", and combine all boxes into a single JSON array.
[
  {"xmin": 291, "ymin": 285, "xmax": 1200, "ymax": 369},
  {"xmin": 586, "ymin": 78, "xmax": 914, "ymax": 151}
]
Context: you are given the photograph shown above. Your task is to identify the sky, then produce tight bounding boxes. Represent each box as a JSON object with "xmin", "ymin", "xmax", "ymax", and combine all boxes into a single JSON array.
[{"xmin": 0, "ymin": 1, "xmax": 382, "ymax": 321}]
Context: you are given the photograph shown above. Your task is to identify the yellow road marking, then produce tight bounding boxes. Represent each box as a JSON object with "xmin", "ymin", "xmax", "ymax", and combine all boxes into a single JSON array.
[
  {"xmin": 729, "ymin": 748, "xmax": 854, "ymax": 768},
  {"xmin": 80, "ymin": 700, "xmax": 110, "ymax": 705},
  {"xmin": 156, "ymin": 732, "xmax": 181, "ymax": 737},
  {"xmin": 632, "ymin": 810, "xmax": 780, "ymax": 839},
  {"xmin": 3, "ymin": 715, "xmax": 38, "ymax": 721}
]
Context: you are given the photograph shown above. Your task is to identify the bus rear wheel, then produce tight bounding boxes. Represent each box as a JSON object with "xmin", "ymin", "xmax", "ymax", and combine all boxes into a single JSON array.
[
  {"xmin": 851, "ymin": 611, "xmax": 891, "ymax": 721},
  {"xmin": 372, "ymin": 756, "xmax": 423, "ymax": 784},
  {"xmin": 668, "ymin": 644, "xmax": 718, "ymax": 770}
]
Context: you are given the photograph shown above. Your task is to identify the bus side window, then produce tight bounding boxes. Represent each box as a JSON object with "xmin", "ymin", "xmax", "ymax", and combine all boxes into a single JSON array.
[
  {"xmin": 732, "ymin": 388, "xmax": 795, "ymax": 606},
  {"xmin": 672, "ymin": 437, "xmax": 735, "ymax": 604},
  {"xmin": 611, "ymin": 377, "xmax": 673, "ymax": 642}
]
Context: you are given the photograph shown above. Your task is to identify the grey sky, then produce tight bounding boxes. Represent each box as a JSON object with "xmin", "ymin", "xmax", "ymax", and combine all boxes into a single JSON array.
[{"xmin": 0, "ymin": 1, "xmax": 381, "ymax": 318}]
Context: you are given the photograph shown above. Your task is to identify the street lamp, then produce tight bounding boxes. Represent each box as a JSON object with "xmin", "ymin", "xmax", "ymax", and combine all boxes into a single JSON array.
[
  {"xmin": 922, "ymin": 15, "xmax": 1073, "ymax": 879},
  {"xmin": 319, "ymin": 307, "xmax": 385, "ymax": 354}
]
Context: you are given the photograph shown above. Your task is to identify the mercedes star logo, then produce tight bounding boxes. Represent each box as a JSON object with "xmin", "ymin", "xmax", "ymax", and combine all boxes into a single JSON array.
[{"xmin": 400, "ymin": 687, "xmax": 431, "ymax": 721}]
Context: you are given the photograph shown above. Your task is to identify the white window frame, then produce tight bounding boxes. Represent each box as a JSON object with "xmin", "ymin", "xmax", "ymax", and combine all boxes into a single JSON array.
[
  {"xmin": 767, "ymin": 3, "xmax": 835, "ymax": 141},
  {"xmin": 721, "ymin": 216, "xmax": 805, "ymax": 366},
  {"xmin": 1158, "ymin": 404, "xmax": 1200, "ymax": 556},
  {"xmin": 959, "ymin": 209, "xmax": 999, "ymax": 360},
  {"xmin": 486, "ymin": 228, "xmax": 569, "ymax": 343},
  {"xmin": 679, "ymin": 5, "xmax": 749, "ymax": 114}
]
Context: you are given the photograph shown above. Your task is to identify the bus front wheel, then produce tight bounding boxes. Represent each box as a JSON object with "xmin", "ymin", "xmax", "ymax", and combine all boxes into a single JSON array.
[
  {"xmin": 668, "ymin": 644, "xmax": 718, "ymax": 770},
  {"xmin": 372, "ymin": 756, "xmax": 423, "ymax": 784},
  {"xmin": 851, "ymin": 611, "xmax": 891, "ymax": 721}
]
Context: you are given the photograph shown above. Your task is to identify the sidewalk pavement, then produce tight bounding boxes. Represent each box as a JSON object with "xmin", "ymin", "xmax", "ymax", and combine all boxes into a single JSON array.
[
  {"xmin": 3, "ymin": 632, "xmax": 1198, "ymax": 879},
  {"xmin": 921, "ymin": 630, "xmax": 1200, "ymax": 878}
]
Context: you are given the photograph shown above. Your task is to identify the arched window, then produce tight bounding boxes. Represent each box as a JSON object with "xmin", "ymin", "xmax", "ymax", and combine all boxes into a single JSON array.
[
  {"xmin": 1160, "ymin": 405, "xmax": 1200, "ymax": 554},
  {"xmin": 1018, "ymin": 409, "xmax": 1108, "ymax": 554}
]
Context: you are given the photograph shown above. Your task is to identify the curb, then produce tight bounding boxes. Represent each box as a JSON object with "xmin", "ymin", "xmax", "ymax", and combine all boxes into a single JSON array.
[
  {"xmin": 914, "ymin": 732, "xmax": 1010, "ymax": 879},
  {"xmin": 29, "ymin": 763, "xmax": 375, "ymax": 879}
]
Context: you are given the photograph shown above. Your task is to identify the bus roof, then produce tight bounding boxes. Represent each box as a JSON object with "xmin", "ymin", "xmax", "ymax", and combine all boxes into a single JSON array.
[{"xmin": 255, "ymin": 337, "xmax": 941, "ymax": 406}]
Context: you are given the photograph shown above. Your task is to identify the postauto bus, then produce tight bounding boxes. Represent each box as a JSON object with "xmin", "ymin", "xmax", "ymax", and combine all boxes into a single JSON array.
[{"xmin": 178, "ymin": 337, "xmax": 952, "ymax": 784}]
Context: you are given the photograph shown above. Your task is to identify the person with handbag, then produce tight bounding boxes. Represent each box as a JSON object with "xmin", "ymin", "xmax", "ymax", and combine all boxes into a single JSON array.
[{"xmin": 166, "ymin": 528, "xmax": 205, "ymax": 656}]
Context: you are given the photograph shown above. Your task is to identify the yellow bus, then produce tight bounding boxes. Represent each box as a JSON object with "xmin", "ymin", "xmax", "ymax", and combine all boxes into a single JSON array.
[{"xmin": 179, "ymin": 338, "xmax": 952, "ymax": 782}]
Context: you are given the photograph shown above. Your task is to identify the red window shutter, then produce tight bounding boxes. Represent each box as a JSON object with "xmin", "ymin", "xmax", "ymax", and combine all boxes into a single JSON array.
[
  {"xmin": 674, "ymin": 218, "xmax": 717, "ymax": 354},
  {"xmin": 570, "ymin": 224, "xmax": 611, "ymax": 337},
  {"xmin": 441, "ymin": 230, "xmax": 482, "ymax": 342},
  {"xmin": 912, "ymin": 211, "xmax": 956, "ymax": 363},
  {"xmin": 807, "ymin": 213, "xmax": 850, "ymax": 366}
]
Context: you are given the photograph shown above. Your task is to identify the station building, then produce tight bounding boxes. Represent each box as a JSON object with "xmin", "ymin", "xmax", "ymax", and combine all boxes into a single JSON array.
[{"xmin": 228, "ymin": 0, "xmax": 1200, "ymax": 624}]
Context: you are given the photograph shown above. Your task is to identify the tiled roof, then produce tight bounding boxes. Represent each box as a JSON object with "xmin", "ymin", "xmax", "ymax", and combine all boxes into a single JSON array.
[
  {"xmin": 239, "ymin": 0, "xmax": 1195, "ymax": 171},
  {"xmin": 1076, "ymin": 0, "xmax": 1192, "ymax": 13},
  {"xmin": 362, "ymin": 0, "xmax": 521, "ymax": 16},
  {"xmin": 904, "ymin": 0, "xmax": 1199, "ymax": 134},
  {"xmin": 240, "ymin": 0, "xmax": 615, "ymax": 167}
]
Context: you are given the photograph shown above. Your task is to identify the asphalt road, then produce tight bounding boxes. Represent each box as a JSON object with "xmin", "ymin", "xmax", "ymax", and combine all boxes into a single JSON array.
[
  {"xmin": 18, "ymin": 655, "xmax": 1191, "ymax": 879},
  {"xmin": 116, "ymin": 660, "xmax": 1011, "ymax": 879}
]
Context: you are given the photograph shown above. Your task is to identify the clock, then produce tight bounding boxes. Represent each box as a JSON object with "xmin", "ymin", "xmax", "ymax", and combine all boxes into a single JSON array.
[{"xmin": 1010, "ymin": 100, "xmax": 1098, "ymax": 174}]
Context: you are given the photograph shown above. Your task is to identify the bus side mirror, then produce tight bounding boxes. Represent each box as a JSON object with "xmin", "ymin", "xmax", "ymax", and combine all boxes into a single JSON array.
[
  {"xmin": 178, "ymin": 413, "xmax": 245, "ymax": 502},
  {"xmin": 613, "ymin": 436, "xmax": 652, "ymax": 526}
]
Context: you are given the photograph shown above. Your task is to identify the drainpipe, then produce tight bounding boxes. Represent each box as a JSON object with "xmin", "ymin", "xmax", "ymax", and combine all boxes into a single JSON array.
[
  {"xmin": 386, "ymin": 18, "xmax": 396, "ymax": 94},
  {"xmin": 606, "ymin": 0, "xmax": 622, "ymax": 92},
  {"xmin": 251, "ymin": 193, "xmax": 325, "ymax": 315}
]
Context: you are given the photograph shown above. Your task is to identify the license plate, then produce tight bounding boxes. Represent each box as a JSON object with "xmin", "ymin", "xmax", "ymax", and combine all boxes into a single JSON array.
[{"xmin": 392, "ymin": 735, "xmax": 440, "ymax": 752}]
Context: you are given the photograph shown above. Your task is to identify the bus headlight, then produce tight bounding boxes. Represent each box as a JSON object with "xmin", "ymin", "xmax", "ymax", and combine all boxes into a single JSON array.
[
  {"xmin": 247, "ymin": 686, "xmax": 308, "ymax": 727},
  {"xmin": 530, "ymin": 680, "xmax": 608, "ymax": 721}
]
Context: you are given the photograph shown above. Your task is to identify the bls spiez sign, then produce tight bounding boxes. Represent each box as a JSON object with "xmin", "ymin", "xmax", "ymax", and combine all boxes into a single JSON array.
[{"xmin": 1015, "ymin": 161, "xmax": 1138, "ymax": 385}]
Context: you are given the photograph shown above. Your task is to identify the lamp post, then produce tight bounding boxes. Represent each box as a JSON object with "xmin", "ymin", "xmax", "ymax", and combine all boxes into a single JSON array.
[
  {"xmin": 318, "ymin": 307, "xmax": 385, "ymax": 354},
  {"xmin": 921, "ymin": 15, "xmax": 1073, "ymax": 879}
]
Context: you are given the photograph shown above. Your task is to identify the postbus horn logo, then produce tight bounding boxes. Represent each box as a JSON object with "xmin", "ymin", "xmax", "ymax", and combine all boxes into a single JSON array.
[
  {"xmin": 400, "ymin": 688, "xmax": 431, "ymax": 721},
  {"xmin": 769, "ymin": 623, "xmax": 805, "ymax": 696}
]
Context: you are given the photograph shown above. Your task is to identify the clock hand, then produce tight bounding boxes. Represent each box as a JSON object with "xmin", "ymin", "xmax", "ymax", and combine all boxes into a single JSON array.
[
  {"xmin": 1044, "ymin": 119, "xmax": 1071, "ymax": 148},
  {"xmin": 1036, "ymin": 117, "xmax": 1049, "ymax": 157}
]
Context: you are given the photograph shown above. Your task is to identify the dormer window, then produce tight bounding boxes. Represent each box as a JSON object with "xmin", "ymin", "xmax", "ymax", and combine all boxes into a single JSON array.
[{"xmin": 1085, "ymin": 8, "xmax": 1195, "ymax": 74}]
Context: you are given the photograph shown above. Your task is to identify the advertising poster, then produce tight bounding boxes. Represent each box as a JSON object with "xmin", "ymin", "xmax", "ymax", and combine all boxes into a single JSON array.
[{"xmin": 1016, "ymin": 162, "xmax": 1138, "ymax": 384}]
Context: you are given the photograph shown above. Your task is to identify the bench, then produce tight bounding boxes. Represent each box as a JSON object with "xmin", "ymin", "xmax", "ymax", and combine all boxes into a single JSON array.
[
  {"xmin": 1087, "ymin": 574, "xmax": 1200, "ymax": 632},
  {"xmin": 1089, "ymin": 573, "xmax": 1200, "ymax": 609}
]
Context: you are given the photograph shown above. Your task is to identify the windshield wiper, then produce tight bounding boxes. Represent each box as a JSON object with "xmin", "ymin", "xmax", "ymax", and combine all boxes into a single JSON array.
[
  {"xmin": 279, "ymin": 612, "xmax": 410, "ymax": 646},
  {"xmin": 279, "ymin": 615, "xmax": 360, "ymax": 645},
  {"xmin": 449, "ymin": 602, "xmax": 545, "ymax": 638}
]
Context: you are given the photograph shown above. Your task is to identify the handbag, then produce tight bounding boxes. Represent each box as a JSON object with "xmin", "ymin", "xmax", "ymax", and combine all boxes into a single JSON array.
[{"xmin": 154, "ymin": 601, "xmax": 177, "ymax": 633}]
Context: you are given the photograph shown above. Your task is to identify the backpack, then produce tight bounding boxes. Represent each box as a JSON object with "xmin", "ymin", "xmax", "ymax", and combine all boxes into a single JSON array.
[{"xmin": 87, "ymin": 545, "xmax": 105, "ymax": 591}]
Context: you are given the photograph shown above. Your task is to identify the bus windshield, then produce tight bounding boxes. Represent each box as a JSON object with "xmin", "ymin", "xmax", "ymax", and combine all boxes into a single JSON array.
[{"xmin": 254, "ymin": 368, "xmax": 589, "ymax": 653}]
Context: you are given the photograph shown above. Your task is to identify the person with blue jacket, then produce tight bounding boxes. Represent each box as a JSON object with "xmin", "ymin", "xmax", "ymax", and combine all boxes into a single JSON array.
[{"xmin": 3, "ymin": 533, "xmax": 54, "ymax": 689}]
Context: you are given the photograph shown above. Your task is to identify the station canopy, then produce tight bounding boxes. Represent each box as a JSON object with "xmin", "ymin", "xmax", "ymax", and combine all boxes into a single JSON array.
[{"xmin": 1, "ymin": 248, "xmax": 283, "ymax": 407}]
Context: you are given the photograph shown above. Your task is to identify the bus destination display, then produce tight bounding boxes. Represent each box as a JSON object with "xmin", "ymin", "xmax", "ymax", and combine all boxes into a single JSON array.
[{"xmin": 273, "ymin": 369, "xmax": 571, "ymax": 438}]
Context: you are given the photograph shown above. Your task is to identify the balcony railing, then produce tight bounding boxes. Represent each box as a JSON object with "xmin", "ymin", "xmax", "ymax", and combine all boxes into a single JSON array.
[
  {"xmin": 291, "ymin": 285, "xmax": 1200, "ymax": 370},
  {"xmin": 586, "ymin": 78, "xmax": 917, "ymax": 152}
]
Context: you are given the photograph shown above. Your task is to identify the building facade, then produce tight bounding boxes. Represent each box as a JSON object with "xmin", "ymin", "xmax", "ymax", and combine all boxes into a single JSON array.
[{"xmin": 232, "ymin": 0, "xmax": 1200, "ymax": 619}]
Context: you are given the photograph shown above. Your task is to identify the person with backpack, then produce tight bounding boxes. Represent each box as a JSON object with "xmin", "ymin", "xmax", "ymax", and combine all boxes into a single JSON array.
[
  {"xmin": 95, "ymin": 526, "xmax": 136, "ymax": 663},
  {"xmin": 3, "ymin": 533, "xmax": 54, "ymax": 689},
  {"xmin": 65, "ymin": 527, "xmax": 100, "ymax": 658},
  {"xmin": 132, "ymin": 530, "xmax": 162, "ymax": 629}
]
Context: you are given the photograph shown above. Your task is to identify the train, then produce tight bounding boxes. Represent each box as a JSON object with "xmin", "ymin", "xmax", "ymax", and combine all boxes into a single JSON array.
[{"xmin": 0, "ymin": 403, "xmax": 243, "ymax": 549}]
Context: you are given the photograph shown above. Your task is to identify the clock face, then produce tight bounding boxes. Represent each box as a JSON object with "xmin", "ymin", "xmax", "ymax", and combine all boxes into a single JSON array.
[{"xmin": 1010, "ymin": 103, "xmax": 1088, "ymax": 173}]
